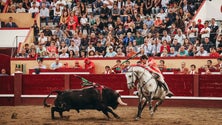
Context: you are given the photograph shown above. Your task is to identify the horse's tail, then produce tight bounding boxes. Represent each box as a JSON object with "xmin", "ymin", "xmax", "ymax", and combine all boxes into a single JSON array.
[{"xmin": 43, "ymin": 90, "xmax": 62, "ymax": 107}]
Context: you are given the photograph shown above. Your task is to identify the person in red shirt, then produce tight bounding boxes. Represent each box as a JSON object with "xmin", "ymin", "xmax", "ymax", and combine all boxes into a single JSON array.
[
  {"xmin": 84, "ymin": 58, "xmax": 95, "ymax": 74},
  {"xmin": 209, "ymin": 47, "xmax": 220, "ymax": 58},
  {"xmin": 140, "ymin": 55, "xmax": 173, "ymax": 97},
  {"xmin": 197, "ymin": 19, "xmax": 204, "ymax": 34}
]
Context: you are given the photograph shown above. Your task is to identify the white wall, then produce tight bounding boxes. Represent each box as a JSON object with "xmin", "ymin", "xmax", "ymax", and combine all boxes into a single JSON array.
[
  {"xmin": 194, "ymin": 0, "xmax": 222, "ymax": 22},
  {"xmin": 0, "ymin": 29, "xmax": 29, "ymax": 47}
]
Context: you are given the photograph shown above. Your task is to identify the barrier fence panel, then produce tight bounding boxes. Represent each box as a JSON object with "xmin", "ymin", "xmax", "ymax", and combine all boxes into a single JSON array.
[
  {"xmin": 164, "ymin": 74, "xmax": 194, "ymax": 96},
  {"xmin": 0, "ymin": 76, "xmax": 14, "ymax": 105},
  {"xmin": 199, "ymin": 75, "xmax": 222, "ymax": 97},
  {"xmin": 22, "ymin": 75, "xmax": 65, "ymax": 95}
]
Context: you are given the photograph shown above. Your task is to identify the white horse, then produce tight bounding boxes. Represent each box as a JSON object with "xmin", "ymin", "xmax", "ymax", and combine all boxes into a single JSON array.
[{"xmin": 125, "ymin": 65, "xmax": 168, "ymax": 120}]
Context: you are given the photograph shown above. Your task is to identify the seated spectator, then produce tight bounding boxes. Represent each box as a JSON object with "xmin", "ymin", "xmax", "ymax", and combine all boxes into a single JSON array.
[
  {"xmin": 103, "ymin": 65, "xmax": 114, "ymax": 74},
  {"xmin": 84, "ymin": 58, "xmax": 95, "ymax": 74},
  {"xmin": 53, "ymin": 5, "xmax": 62, "ymax": 26},
  {"xmin": 127, "ymin": 47, "xmax": 137, "ymax": 57},
  {"xmin": 158, "ymin": 60, "xmax": 167, "ymax": 71},
  {"xmin": 34, "ymin": 57, "xmax": 47, "ymax": 69},
  {"xmin": 202, "ymin": 37, "xmax": 214, "ymax": 53},
  {"xmin": 0, "ymin": 68, "xmax": 9, "ymax": 76},
  {"xmin": 201, "ymin": 60, "xmax": 216, "ymax": 70},
  {"xmin": 73, "ymin": 61, "xmax": 83, "ymax": 69},
  {"xmin": 38, "ymin": 32, "xmax": 47, "ymax": 45},
  {"xmin": 105, "ymin": 46, "xmax": 117, "ymax": 57},
  {"xmin": 48, "ymin": 49, "xmax": 58, "ymax": 58},
  {"xmin": 177, "ymin": 46, "xmax": 189, "ymax": 57},
  {"xmin": 195, "ymin": 46, "xmax": 208, "ymax": 56},
  {"xmin": 88, "ymin": 50, "xmax": 96, "ymax": 57},
  {"xmin": 58, "ymin": 41, "xmax": 68, "ymax": 54},
  {"xmin": 29, "ymin": 2, "xmax": 39, "ymax": 16},
  {"xmin": 189, "ymin": 64, "xmax": 198, "ymax": 75},
  {"xmin": 215, "ymin": 57, "xmax": 222, "ymax": 70},
  {"xmin": 29, "ymin": 49, "xmax": 38, "ymax": 58},
  {"xmin": 16, "ymin": 3, "xmax": 26, "ymax": 13},
  {"xmin": 122, "ymin": 60, "xmax": 131, "ymax": 73},
  {"xmin": 50, "ymin": 58, "xmax": 63, "ymax": 70},
  {"xmin": 171, "ymin": 38, "xmax": 181, "ymax": 52},
  {"xmin": 116, "ymin": 48, "xmax": 125, "ymax": 57},
  {"xmin": 160, "ymin": 48, "xmax": 168, "ymax": 57},
  {"xmin": 59, "ymin": 48, "xmax": 69, "ymax": 58},
  {"xmin": 68, "ymin": 40, "xmax": 79, "ymax": 57},
  {"xmin": 0, "ymin": 18, "xmax": 5, "ymax": 28},
  {"xmin": 168, "ymin": 47, "xmax": 177, "ymax": 57},
  {"xmin": 174, "ymin": 28, "xmax": 186, "ymax": 45},
  {"xmin": 112, "ymin": 60, "xmax": 123, "ymax": 74},
  {"xmin": 203, "ymin": 65, "xmax": 212, "ymax": 75},
  {"xmin": 5, "ymin": 17, "xmax": 18, "ymax": 28},
  {"xmin": 209, "ymin": 47, "xmax": 220, "ymax": 58},
  {"xmin": 16, "ymin": 48, "xmax": 29, "ymax": 58},
  {"xmin": 179, "ymin": 61, "xmax": 189, "ymax": 74},
  {"xmin": 62, "ymin": 62, "xmax": 69, "ymax": 68},
  {"xmin": 36, "ymin": 43, "xmax": 47, "ymax": 57}
]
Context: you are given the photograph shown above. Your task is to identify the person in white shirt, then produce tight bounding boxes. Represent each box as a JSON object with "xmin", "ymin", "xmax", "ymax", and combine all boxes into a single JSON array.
[
  {"xmin": 68, "ymin": 40, "xmax": 79, "ymax": 57},
  {"xmin": 53, "ymin": 5, "xmax": 62, "ymax": 25},
  {"xmin": 80, "ymin": 14, "xmax": 89, "ymax": 34},
  {"xmin": 50, "ymin": 58, "xmax": 63, "ymax": 70},
  {"xmin": 40, "ymin": 3, "xmax": 50, "ymax": 25},
  {"xmin": 161, "ymin": 30, "xmax": 171, "ymax": 44},
  {"xmin": 59, "ymin": 48, "xmax": 69, "ymax": 58},
  {"xmin": 31, "ymin": 0, "xmax": 40, "ymax": 7},
  {"xmin": 29, "ymin": 2, "xmax": 39, "ymax": 14},
  {"xmin": 174, "ymin": 28, "xmax": 186, "ymax": 45},
  {"xmin": 16, "ymin": 3, "xmax": 26, "ymax": 13},
  {"xmin": 55, "ymin": 0, "xmax": 66, "ymax": 10},
  {"xmin": 104, "ymin": 47, "xmax": 117, "ymax": 57},
  {"xmin": 200, "ymin": 21, "xmax": 211, "ymax": 42},
  {"xmin": 195, "ymin": 46, "xmax": 209, "ymax": 56}
]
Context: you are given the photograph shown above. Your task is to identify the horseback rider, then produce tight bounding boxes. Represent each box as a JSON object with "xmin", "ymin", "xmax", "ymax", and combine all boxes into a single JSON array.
[{"xmin": 140, "ymin": 55, "xmax": 174, "ymax": 97}]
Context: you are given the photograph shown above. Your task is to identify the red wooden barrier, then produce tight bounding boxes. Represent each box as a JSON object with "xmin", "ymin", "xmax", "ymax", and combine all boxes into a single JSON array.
[
  {"xmin": 0, "ymin": 76, "xmax": 14, "ymax": 105},
  {"xmin": 199, "ymin": 75, "xmax": 222, "ymax": 97},
  {"xmin": 22, "ymin": 75, "xmax": 65, "ymax": 94},
  {"xmin": 164, "ymin": 74, "xmax": 194, "ymax": 96}
]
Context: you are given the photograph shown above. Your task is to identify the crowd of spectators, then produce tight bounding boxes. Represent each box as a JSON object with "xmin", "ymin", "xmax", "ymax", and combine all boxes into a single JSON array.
[{"xmin": 2, "ymin": 0, "xmax": 222, "ymax": 59}]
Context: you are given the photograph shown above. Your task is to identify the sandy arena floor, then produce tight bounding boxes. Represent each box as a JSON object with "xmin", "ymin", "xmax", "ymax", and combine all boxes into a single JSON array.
[{"xmin": 0, "ymin": 106, "xmax": 222, "ymax": 125}]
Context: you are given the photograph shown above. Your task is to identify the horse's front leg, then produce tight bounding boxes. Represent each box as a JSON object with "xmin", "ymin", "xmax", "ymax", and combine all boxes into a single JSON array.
[{"xmin": 135, "ymin": 97, "xmax": 144, "ymax": 120}]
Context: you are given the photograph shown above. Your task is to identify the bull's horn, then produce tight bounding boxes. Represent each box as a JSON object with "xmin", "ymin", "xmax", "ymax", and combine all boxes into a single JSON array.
[
  {"xmin": 117, "ymin": 97, "xmax": 127, "ymax": 106},
  {"xmin": 116, "ymin": 90, "xmax": 124, "ymax": 93}
]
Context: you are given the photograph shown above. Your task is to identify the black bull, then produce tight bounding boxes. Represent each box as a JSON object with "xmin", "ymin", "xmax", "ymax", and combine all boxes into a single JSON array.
[{"xmin": 43, "ymin": 86, "xmax": 127, "ymax": 119}]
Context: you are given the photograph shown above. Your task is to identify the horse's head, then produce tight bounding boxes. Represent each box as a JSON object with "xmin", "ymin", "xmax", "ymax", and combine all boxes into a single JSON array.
[{"xmin": 125, "ymin": 67, "xmax": 137, "ymax": 89}]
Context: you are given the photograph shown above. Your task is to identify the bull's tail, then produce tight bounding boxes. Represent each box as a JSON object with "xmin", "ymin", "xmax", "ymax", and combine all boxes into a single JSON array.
[{"xmin": 43, "ymin": 90, "xmax": 62, "ymax": 107}]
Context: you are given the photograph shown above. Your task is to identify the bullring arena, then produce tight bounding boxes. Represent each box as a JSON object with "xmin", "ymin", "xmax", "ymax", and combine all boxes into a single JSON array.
[{"xmin": 1, "ymin": 0, "xmax": 222, "ymax": 124}]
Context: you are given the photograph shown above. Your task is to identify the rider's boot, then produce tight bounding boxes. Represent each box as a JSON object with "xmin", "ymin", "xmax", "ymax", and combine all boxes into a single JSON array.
[{"xmin": 159, "ymin": 81, "xmax": 174, "ymax": 97}]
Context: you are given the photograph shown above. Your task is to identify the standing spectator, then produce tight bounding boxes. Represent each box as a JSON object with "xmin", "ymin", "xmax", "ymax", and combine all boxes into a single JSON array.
[
  {"xmin": 84, "ymin": 58, "xmax": 95, "ymax": 74},
  {"xmin": 189, "ymin": 64, "xmax": 198, "ymax": 75},
  {"xmin": 209, "ymin": 18, "xmax": 219, "ymax": 45},
  {"xmin": 197, "ymin": 19, "xmax": 204, "ymax": 35},
  {"xmin": 40, "ymin": 3, "xmax": 50, "ymax": 26},
  {"xmin": 5, "ymin": 17, "xmax": 18, "ymax": 28},
  {"xmin": 203, "ymin": 65, "xmax": 212, "ymax": 75},
  {"xmin": 50, "ymin": 58, "xmax": 63, "ymax": 70}
]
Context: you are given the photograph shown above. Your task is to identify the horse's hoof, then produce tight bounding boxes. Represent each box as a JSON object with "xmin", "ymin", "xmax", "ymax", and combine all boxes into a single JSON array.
[{"xmin": 115, "ymin": 116, "xmax": 120, "ymax": 119}]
